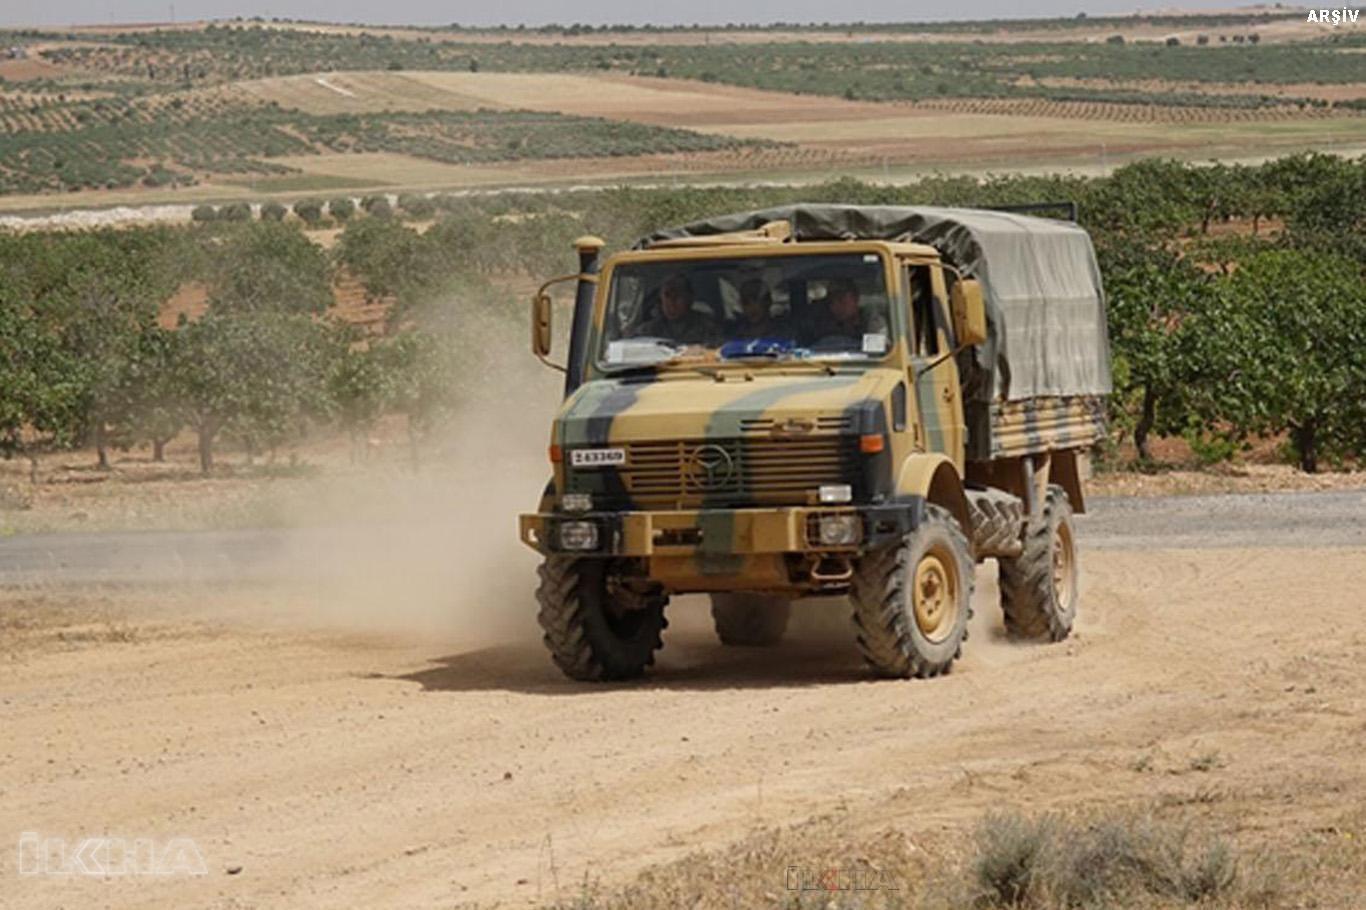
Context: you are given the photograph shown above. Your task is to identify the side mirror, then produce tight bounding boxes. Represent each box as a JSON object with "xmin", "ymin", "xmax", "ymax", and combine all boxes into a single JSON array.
[
  {"xmin": 950, "ymin": 279, "xmax": 988, "ymax": 347},
  {"xmin": 531, "ymin": 291, "xmax": 553, "ymax": 358}
]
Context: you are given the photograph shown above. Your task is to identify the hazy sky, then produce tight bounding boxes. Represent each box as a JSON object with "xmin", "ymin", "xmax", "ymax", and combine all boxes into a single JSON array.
[{"xmin": 0, "ymin": 0, "xmax": 1268, "ymax": 29}]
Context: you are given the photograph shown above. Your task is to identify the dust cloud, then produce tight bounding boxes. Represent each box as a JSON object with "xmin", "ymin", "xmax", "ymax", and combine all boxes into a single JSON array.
[{"xmin": 255, "ymin": 315, "xmax": 564, "ymax": 647}]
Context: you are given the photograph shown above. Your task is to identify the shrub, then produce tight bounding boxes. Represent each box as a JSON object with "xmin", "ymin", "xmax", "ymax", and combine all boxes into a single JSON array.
[
  {"xmin": 218, "ymin": 201, "xmax": 251, "ymax": 222},
  {"xmin": 396, "ymin": 193, "xmax": 434, "ymax": 219},
  {"xmin": 190, "ymin": 204, "xmax": 218, "ymax": 222},
  {"xmin": 259, "ymin": 201, "xmax": 287, "ymax": 221},
  {"xmin": 329, "ymin": 197, "xmax": 355, "ymax": 222},
  {"xmin": 360, "ymin": 194, "xmax": 392, "ymax": 219},
  {"xmin": 293, "ymin": 198, "xmax": 323, "ymax": 225},
  {"xmin": 970, "ymin": 809, "xmax": 1240, "ymax": 908}
]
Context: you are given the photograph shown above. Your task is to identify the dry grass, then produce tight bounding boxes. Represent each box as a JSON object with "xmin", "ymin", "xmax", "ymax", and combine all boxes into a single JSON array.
[
  {"xmin": 542, "ymin": 809, "xmax": 932, "ymax": 910},
  {"xmin": 537, "ymin": 803, "xmax": 1354, "ymax": 910},
  {"xmin": 949, "ymin": 809, "xmax": 1247, "ymax": 909},
  {"xmin": 536, "ymin": 805, "xmax": 1366, "ymax": 910}
]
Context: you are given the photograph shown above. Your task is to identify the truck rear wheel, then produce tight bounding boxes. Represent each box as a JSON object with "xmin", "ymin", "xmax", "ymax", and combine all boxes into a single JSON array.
[
  {"xmin": 536, "ymin": 557, "xmax": 667, "ymax": 681},
  {"xmin": 850, "ymin": 505, "xmax": 974, "ymax": 679},
  {"xmin": 998, "ymin": 485, "xmax": 1078, "ymax": 641},
  {"xmin": 710, "ymin": 594, "xmax": 791, "ymax": 647}
]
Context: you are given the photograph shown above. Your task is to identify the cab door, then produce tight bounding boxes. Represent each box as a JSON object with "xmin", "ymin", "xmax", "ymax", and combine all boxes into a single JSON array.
[{"xmin": 903, "ymin": 263, "xmax": 965, "ymax": 467}]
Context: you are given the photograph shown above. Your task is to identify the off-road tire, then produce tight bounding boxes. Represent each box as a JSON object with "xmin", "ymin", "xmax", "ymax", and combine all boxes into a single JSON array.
[
  {"xmin": 998, "ymin": 485, "xmax": 1078, "ymax": 641},
  {"xmin": 850, "ymin": 505, "xmax": 974, "ymax": 679},
  {"xmin": 710, "ymin": 594, "xmax": 791, "ymax": 647},
  {"xmin": 536, "ymin": 557, "xmax": 667, "ymax": 681}
]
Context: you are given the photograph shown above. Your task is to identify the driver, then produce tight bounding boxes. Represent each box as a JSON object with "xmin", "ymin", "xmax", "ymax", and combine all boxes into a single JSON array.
[
  {"xmin": 632, "ymin": 274, "xmax": 719, "ymax": 346},
  {"xmin": 733, "ymin": 278, "xmax": 781, "ymax": 340}
]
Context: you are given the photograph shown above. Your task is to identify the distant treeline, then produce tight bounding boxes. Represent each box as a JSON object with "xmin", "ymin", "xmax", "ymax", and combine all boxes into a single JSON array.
[{"xmin": 3, "ymin": 10, "xmax": 1306, "ymax": 39}]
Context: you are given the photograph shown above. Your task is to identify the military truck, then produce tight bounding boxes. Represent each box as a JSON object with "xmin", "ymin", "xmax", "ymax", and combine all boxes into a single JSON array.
[{"xmin": 519, "ymin": 204, "xmax": 1110, "ymax": 682}]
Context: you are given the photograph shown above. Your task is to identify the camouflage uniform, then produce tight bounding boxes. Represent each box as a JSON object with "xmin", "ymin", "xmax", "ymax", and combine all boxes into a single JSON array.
[
  {"xmin": 633, "ymin": 309, "xmax": 721, "ymax": 346},
  {"xmin": 803, "ymin": 306, "xmax": 889, "ymax": 349}
]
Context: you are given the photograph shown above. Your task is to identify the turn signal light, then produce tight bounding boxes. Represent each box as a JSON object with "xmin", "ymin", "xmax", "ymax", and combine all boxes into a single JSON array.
[
  {"xmin": 859, "ymin": 434, "xmax": 885, "ymax": 454},
  {"xmin": 549, "ymin": 444, "xmax": 563, "ymax": 463}
]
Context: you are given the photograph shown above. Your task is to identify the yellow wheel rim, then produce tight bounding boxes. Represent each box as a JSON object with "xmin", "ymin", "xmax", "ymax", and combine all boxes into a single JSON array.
[
  {"xmin": 1052, "ymin": 520, "xmax": 1077, "ymax": 611},
  {"xmin": 912, "ymin": 546, "xmax": 960, "ymax": 643}
]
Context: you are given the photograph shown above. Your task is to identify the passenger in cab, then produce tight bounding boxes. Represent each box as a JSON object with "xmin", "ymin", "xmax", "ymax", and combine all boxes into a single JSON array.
[
  {"xmin": 804, "ymin": 277, "xmax": 888, "ymax": 350},
  {"xmin": 632, "ymin": 274, "xmax": 719, "ymax": 346}
]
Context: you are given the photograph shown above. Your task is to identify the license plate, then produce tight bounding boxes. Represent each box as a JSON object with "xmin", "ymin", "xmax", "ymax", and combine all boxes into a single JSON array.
[{"xmin": 570, "ymin": 447, "xmax": 626, "ymax": 468}]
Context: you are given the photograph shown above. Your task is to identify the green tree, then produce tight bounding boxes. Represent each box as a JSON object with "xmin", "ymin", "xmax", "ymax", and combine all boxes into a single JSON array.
[
  {"xmin": 1096, "ymin": 237, "xmax": 1213, "ymax": 461},
  {"xmin": 0, "ymin": 298, "xmax": 84, "ymax": 481},
  {"xmin": 109, "ymin": 325, "xmax": 184, "ymax": 463},
  {"xmin": 218, "ymin": 201, "xmax": 252, "ymax": 222},
  {"xmin": 327, "ymin": 332, "xmax": 391, "ymax": 462},
  {"xmin": 376, "ymin": 330, "xmax": 459, "ymax": 469},
  {"xmin": 293, "ymin": 198, "xmax": 324, "ymax": 225},
  {"xmin": 360, "ymin": 194, "xmax": 393, "ymax": 219},
  {"xmin": 333, "ymin": 217, "xmax": 428, "ymax": 301},
  {"xmin": 329, "ymin": 197, "xmax": 356, "ymax": 222},
  {"xmin": 201, "ymin": 221, "xmax": 334, "ymax": 315},
  {"xmin": 172, "ymin": 313, "xmax": 333, "ymax": 473},
  {"xmin": 1219, "ymin": 250, "xmax": 1366, "ymax": 472}
]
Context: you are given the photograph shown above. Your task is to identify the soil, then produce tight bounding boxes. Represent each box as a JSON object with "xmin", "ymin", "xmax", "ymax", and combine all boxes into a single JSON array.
[{"xmin": 2, "ymin": 490, "xmax": 1364, "ymax": 907}]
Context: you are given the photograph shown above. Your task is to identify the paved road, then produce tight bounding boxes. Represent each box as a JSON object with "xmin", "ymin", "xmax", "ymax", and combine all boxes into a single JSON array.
[{"xmin": 0, "ymin": 490, "xmax": 1362, "ymax": 585}]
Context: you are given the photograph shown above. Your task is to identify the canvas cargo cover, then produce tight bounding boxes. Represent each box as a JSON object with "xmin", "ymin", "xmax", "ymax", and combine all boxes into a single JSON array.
[{"xmin": 638, "ymin": 204, "xmax": 1112, "ymax": 403}]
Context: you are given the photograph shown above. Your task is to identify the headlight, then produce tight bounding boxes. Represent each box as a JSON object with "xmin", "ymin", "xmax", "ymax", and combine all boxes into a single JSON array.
[
  {"xmin": 561, "ymin": 493, "xmax": 592, "ymax": 513},
  {"xmin": 558, "ymin": 520, "xmax": 599, "ymax": 551},
  {"xmin": 818, "ymin": 514, "xmax": 861, "ymax": 546}
]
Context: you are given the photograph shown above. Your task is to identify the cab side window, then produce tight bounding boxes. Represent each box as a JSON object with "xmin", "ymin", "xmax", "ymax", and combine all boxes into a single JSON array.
[{"xmin": 906, "ymin": 266, "xmax": 939, "ymax": 357}]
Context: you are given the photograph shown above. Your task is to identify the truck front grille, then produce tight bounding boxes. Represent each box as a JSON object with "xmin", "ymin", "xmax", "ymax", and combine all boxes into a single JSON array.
[{"xmin": 568, "ymin": 435, "xmax": 858, "ymax": 509}]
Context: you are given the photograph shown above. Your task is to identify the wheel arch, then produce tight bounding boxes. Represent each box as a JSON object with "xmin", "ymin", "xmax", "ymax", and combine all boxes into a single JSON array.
[{"xmin": 895, "ymin": 453, "xmax": 971, "ymax": 534}]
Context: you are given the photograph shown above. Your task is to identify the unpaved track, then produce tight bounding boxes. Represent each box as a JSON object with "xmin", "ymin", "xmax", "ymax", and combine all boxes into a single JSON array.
[{"xmin": 2, "ymin": 491, "xmax": 1365, "ymax": 908}]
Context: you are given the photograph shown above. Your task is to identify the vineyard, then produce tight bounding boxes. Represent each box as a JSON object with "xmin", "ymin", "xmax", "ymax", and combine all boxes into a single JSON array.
[
  {"xmin": 908, "ymin": 96, "xmax": 1350, "ymax": 123},
  {"xmin": 0, "ymin": 103, "xmax": 766, "ymax": 194},
  {"xmin": 1, "ymin": 154, "xmax": 1363, "ymax": 480}
]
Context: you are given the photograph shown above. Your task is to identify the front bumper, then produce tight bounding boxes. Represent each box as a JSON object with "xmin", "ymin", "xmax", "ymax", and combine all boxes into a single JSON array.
[{"xmin": 518, "ymin": 502, "xmax": 922, "ymax": 558}]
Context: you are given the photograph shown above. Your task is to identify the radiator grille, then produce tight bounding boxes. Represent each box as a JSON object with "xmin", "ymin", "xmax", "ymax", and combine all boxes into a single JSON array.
[{"xmin": 568, "ymin": 435, "xmax": 858, "ymax": 508}]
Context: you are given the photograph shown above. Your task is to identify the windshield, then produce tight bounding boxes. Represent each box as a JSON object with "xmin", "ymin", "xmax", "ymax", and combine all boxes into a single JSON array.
[{"xmin": 598, "ymin": 252, "xmax": 894, "ymax": 369}]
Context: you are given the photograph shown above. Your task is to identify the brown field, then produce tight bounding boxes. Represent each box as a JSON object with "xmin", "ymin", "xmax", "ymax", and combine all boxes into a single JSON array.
[
  {"xmin": 2, "ymin": 69, "xmax": 1355, "ymax": 219},
  {"xmin": 3, "ymin": 10, "xmax": 1364, "ymax": 219}
]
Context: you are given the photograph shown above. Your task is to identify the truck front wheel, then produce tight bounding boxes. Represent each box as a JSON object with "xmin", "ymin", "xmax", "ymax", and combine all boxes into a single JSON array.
[
  {"xmin": 536, "ymin": 557, "xmax": 667, "ymax": 681},
  {"xmin": 998, "ymin": 485, "xmax": 1078, "ymax": 641},
  {"xmin": 850, "ymin": 505, "xmax": 974, "ymax": 678},
  {"xmin": 710, "ymin": 593, "xmax": 791, "ymax": 647}
]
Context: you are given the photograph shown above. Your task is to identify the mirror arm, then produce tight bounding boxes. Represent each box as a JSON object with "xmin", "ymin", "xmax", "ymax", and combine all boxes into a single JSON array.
[
  {"xmin": 915, "ymin": 342, "xmax": 972, "ymax": 379},
  {"xmin": 537, "ymin": 272, "xmax": 595, "ymax": 298},
  {"xmin": 532, "ymin": 273, "xmax": 596, "ymax": 373},
  {"xmin": 537, "ymin": 353, "xmax": 568, "ymax": 374}
]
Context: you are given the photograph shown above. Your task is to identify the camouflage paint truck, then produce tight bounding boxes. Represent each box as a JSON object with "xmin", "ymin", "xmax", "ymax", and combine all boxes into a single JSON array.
[{"xmin": 520, "ymin": 204, "xmax": 1111, "ymax": 681}]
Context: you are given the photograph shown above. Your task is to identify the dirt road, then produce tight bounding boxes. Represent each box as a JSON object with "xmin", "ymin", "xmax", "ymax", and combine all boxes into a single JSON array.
[{"xmin": 2, "ymin": 491, "xmax": 1364, "ymax": 908}]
